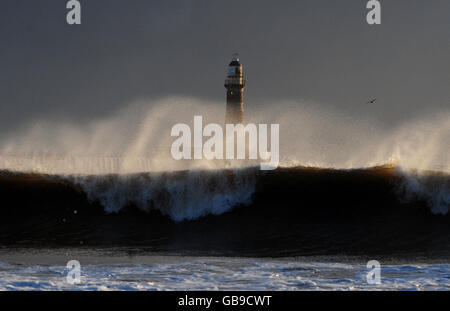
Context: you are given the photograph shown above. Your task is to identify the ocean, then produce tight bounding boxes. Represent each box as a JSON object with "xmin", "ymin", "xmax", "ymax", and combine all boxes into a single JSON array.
[
  {"xmin": 0, "ymin": 165, "xmax": 448, "ymax": 291},
  {"xmin": 1, "ymin": 250, "xmax": 449, "ymax": 291}
]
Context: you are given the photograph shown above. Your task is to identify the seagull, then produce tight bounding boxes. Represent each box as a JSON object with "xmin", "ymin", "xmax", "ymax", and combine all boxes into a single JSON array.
[{"xmin": 366, "ymin": 98, "xmax": 377, "ymax": 104}]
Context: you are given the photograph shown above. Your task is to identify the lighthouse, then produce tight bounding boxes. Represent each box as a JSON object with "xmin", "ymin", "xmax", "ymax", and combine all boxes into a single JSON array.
[{"xmin": 225, "ymin": 53, "xmax": 246, "ymax": 124}]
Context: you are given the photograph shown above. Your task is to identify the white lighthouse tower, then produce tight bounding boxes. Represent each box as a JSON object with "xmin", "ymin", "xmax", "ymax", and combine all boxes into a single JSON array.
[{"xmin": 224, "ymin": 53, "xmax": 246, "ymax": 124}]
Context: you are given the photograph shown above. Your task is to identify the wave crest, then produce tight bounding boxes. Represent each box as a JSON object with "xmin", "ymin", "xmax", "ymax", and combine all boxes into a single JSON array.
[{"xmin": 397, "ymin": 169, "xmax": 450, "ymax": 215}]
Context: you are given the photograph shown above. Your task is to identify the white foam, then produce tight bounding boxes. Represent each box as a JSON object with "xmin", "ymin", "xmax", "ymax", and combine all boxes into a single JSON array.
[
  {"xmin": 396, "ymin": 168, "xmax": 450, "ymax": 215},
  {"xmin": 69, "ymin": 167, "xmax": 259, "ymax": 221},
  {"xmin": 0, "ymin": 258, "xmax": 448, "ymax": 291}
]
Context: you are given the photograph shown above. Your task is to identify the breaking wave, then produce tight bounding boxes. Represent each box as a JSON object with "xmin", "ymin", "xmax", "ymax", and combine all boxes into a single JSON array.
[
  {"xmin": 0, "ymin": 98, "xmax": 448, "ymax": 255},
  {"xmin": 70, "ymin": 167, "xmax": 259, "ymax": 222},
  {"xmin": 0, "ymin": 165, "xmax": 449, "ymax": 256},
  {"xmin": 396, "ymin": 168, "xmax": 450, "ymax": 215},
  {"xmin": 65, "ymin": 166, "xmax": 450, "ymax": 219},
  {"xmin": 0, "ymin": 165, "xmax": 448, "ymax": 221}
]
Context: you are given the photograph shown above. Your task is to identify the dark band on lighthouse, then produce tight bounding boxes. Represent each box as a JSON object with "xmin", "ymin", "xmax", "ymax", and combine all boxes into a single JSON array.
[{"xmin": 225, "ymin": 54, "xmax": 246, "ymax": 124}]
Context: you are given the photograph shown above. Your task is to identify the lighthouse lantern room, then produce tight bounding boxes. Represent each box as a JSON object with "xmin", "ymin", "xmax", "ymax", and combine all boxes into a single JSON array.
[{"xmin": 224, "ymin": 53, "xmax": 246, "ymax": 124}]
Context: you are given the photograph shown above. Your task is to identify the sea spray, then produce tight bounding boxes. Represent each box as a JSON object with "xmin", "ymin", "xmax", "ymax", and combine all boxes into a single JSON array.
[
  {"xmin": 0, "ymin": 98, "xmax": 448, "ymax": 175},
  {"xmin": 396, "ymin": 168, "xmax": 450, "ymax": 215}
]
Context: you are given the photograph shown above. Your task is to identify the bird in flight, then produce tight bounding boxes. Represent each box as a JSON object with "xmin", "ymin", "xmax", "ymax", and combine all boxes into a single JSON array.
[{"xmin": 366, "ymin": 98, "xmax": 377, "ymax": 104}]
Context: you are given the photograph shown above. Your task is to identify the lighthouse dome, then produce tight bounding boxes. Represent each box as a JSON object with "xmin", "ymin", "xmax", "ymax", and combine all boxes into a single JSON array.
[
  {"xmin": 228, "ymin": 54, "xmax": 241, "ymax": 66},
  {"xmin": 227, "ymin": 54, "xmax": 243, "ymax": 78}
]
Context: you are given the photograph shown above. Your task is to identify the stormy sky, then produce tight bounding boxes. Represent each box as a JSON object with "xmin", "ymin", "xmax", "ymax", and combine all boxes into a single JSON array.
[{"xmin": 0, "ymin": 0, "xmax": 449, "ymax": 135}]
